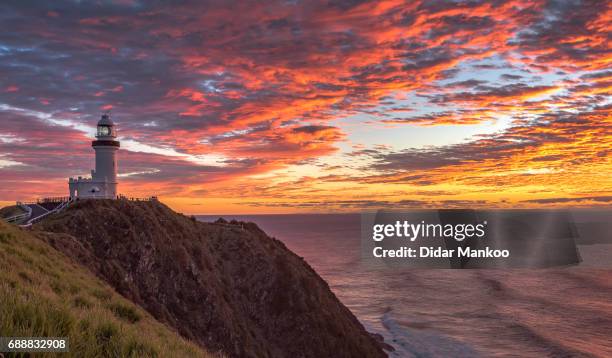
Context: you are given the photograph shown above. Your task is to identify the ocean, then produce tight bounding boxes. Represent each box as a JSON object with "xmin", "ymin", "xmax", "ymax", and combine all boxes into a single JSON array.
[{"xmin": 197, "ymin": 213, "xmax": 612, "ymax": 357}]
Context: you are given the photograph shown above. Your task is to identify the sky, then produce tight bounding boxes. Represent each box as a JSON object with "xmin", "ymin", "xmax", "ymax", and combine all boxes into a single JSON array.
[{"xmin": 0, "ymin": 0, "xmax": 610, "ymax": 214}]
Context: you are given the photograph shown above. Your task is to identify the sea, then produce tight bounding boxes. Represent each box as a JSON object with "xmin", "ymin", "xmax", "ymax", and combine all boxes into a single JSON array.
[{"xmin": 197, "ymin": 213, "xmax": 612, "ymax": 357}]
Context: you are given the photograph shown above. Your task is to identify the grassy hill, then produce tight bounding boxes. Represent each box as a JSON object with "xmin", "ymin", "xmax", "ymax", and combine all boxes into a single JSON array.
[
  {"xmin": 0, "ymin": 220, "xmax": 213, "ymax": 358},
  {"xmin": 35, "ymin": 199, "xmax": 385, "ymax": 357},
  {"xmin": 1, "ymin": 199, "xmax": 386, "ymax": 357}
]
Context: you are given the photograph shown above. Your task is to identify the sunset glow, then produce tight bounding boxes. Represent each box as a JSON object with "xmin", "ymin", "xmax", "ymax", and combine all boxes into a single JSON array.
[{"xmin": 0, "ymin": 0, "xmax": 610, "ymax": 213}]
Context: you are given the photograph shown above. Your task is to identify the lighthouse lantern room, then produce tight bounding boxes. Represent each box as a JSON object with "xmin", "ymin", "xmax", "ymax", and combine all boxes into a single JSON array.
[{"xmin": 68, "ymin": 114, "xmax": 120, "ymax": 199}]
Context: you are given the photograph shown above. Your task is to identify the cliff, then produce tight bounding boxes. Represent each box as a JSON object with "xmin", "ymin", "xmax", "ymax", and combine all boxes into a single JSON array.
[
  {"xmin": 35, "ymin": 199, "xmax": 385, "ymax": 357},
  {"xmin": 0, "ymin": 220, "xmax": 210, "ymax": 357}
]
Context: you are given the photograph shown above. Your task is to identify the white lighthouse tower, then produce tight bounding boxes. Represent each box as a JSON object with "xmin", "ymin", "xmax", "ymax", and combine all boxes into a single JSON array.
[{"xmin": 68, "ymin": 114, "xmax": 120, "ymax": 199}]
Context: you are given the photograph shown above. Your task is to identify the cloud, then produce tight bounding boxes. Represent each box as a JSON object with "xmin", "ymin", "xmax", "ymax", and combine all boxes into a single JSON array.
[
  {"xmin": 383, "ymin": 109, "xmax": 495, "ymax": 125},
  {"xmin": 0, "ymin": 0, "xmax": 609, "ymax": 210},
  {"xmin": 355, "ymin": 104, "xmax": 610, "ymax": 203},
  {"xmin": 522, "ymin": 196, "xmax": 612, "ymax": 204}
]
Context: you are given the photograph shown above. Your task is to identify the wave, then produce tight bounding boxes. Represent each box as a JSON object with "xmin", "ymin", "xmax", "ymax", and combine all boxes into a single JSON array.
[{"xmin": 379, "ymin": 307, "xmax": 481, "ymax": 358}]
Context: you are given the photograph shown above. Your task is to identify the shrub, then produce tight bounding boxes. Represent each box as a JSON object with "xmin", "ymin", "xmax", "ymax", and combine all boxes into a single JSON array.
[
  {"xmin": 0, "ymin": 232, "xmax": 14, "ymax": 243},
  {"xmin": 108, "ymin": 303, "xmax": 142, "ymax": 323},
  {"xmin": 92, "ymin": 289, "xmax": 112, "ymax": 302},
  {"xmin": 124, "ymin": 338, "xmax": 159, "ymax": 357},
  {"xmin": 73, "ymin": 296, "xmax": 93, "ymax": 309}
]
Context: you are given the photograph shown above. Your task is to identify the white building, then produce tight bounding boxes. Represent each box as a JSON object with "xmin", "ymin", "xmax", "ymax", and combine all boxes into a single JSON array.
[{"xmin": 68, "ymin": 114, "xmax": 120, "ymax": 199}]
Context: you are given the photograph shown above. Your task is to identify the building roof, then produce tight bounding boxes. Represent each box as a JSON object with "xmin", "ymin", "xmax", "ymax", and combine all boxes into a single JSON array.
[{"xmin": 98, "ymin": 113, "xmax": 114, "ymax": 126}]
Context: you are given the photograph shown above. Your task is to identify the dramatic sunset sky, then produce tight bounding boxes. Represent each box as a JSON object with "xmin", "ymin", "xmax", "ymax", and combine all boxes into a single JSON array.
[{"xmin": 0, "ymin": 0, "xmax": 610, "ymax": 213}]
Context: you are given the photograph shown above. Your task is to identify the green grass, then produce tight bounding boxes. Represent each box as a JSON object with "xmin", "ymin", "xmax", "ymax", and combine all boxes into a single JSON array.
[
  {"xmin": 0, "ymin": 221, "xmax": 214, "ymax": 358},
  {"xmin": 108, "ymin": 303, "xmax": 142, "ymax": 323},
  {"xmin": 0, "ymin": 205, "xmax": 26, "ymax": 220}
]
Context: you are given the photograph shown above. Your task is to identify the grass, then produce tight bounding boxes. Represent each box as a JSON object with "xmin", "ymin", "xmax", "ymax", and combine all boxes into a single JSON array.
[
  {"xmin": 0, "ymin": 205, "xmax": 26, "ymax": 220},
  {"xmin": 0, "ymin": 221, "xmax": 214, "ymax": 358},
  {"xmin": 108, "ymin": 303, "xmax": 142, "ymax": 323}
]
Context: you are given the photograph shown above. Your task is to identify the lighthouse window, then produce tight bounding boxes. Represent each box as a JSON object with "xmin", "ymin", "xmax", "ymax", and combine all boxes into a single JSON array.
[{"xmin": 98, "ymin": 125, "xmax": 111, "ymax": 136}]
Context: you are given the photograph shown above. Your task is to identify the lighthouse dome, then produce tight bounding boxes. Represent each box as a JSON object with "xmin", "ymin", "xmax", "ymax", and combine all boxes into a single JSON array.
[
  {"xmin": 96, "ymin": 113, "xmax": 117, "ymax": 138},
  {"xmin": 98, "ymin": 113, "xmax": 114, "ymax": 126}
]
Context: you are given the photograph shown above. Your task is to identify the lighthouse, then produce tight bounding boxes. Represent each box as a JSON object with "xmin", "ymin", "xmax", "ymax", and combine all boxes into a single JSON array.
[{"xmin": 68, "ymin": 114, "xmax": 120, "ymax": 199}]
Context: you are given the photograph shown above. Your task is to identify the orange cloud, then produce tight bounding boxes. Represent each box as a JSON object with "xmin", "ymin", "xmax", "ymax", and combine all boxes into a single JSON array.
[{"xmin": 0, "ymin": 0, "xmax": 610, "ymax": 213}]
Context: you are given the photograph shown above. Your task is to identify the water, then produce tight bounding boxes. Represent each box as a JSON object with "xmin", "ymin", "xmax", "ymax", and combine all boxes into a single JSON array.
[{"xmin": 198, "ymin": 214, "xmax": 612, "ymax": 357}]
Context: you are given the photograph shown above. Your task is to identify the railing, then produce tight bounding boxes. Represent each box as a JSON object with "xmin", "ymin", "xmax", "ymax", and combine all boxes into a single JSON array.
[
  {"xmin": 38, "ymin": 196, "xmax": 71, "ymax": 203},
  {"xmin": 20, "ymin": 197, "xmax": 74, "ymax": 227},
  {"xmin": 117, "ymin": 195, "xmax": 159, "ymax": 202},
  {"xmin": 9, "ymin": 195, "xmax": 158, "ymax": 227},
  {"xmin": 6, "ymin": 211, "xmax": 30, "ymax": 224},
  {"xmin": 17, "ymin": 197, "xmax": 70, "ymax": 205},
  {"xmin": 5, "ymin": 203, "xmax": 33, "ymax": 224},
  {"xmin": 20, "ymin": 195, "xmax": 157, "ymax": 205}
]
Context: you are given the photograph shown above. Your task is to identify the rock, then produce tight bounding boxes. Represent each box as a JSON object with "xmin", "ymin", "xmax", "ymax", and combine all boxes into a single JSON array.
[
  {"xmin": 370, "ymin": 333, "xmax": 395, "ymax": 352},
  {"xmin": 36, "ymin": 199, "xmax": 386, "ymax": 358}
]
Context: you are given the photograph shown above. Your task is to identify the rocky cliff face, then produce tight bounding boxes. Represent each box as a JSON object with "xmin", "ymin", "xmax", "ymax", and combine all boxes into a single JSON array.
[{"xmin": 36, "ymin": 199, "xmax": 385, "ymax": 358}]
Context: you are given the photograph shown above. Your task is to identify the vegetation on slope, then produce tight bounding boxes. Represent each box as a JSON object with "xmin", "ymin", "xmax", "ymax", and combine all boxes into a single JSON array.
[
  {"xmin": 0, "ymin": 205, "xmax": 25, "ymax": 219},
  {"xmin": 0, "ymin": 220, "xmax": 212, "ymax": 358},
  {"xmin": 36, "ymin": 199, "xmax": 386, "ymax": 357}
]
